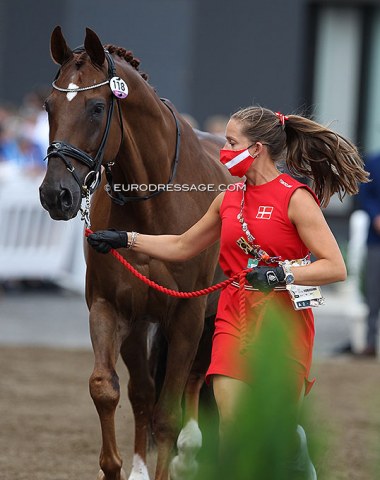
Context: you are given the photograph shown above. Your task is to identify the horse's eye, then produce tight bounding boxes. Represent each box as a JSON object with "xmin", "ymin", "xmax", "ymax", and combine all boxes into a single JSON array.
[
  {"xmin": 43, "ymin": 101, "xmax": 50, "ymax": 113},
  {"xmin": 93, "ymin": 103, "xmax": 105, "ymax": 115}
]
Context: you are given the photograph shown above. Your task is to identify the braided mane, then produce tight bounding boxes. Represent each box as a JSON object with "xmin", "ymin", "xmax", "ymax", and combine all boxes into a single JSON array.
[{"xmin": 104, "ymin": 44, "xmax": 149, "ymax": 81}]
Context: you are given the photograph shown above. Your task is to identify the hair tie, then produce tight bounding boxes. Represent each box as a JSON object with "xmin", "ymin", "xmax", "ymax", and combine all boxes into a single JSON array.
[{"xmin": 275, "ymin": 111, "xmax": 288, "ymax": 129}]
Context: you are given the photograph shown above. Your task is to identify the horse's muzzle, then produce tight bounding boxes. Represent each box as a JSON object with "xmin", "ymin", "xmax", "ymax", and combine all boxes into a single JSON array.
[{"xmin": 39, "ymin": 182, "xmax": 80, "ymax": 220}]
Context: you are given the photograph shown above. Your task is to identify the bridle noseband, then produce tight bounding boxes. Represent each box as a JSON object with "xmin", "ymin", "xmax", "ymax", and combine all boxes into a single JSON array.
[{"xmin": 46, "ymin": 46, "xmax": 121, "ymax": 197}]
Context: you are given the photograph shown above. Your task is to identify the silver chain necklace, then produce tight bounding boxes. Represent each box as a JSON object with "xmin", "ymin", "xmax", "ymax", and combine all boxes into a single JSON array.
[
  {"xmin": 237, "ymin": 183, "xmax": 255, "ymax": 243},
  {"xmin": 236, "ymin": 182, "xmax": 282, "ymax": 264}
]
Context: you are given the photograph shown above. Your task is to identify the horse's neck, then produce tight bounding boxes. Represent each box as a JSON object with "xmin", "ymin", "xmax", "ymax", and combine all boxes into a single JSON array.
[{"xmin": 113, "ymin": 97, "xmax": 176, "ymax": 186}]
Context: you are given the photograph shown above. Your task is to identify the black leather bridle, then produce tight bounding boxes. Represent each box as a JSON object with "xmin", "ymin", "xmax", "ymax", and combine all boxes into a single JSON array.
[
  {"xmin": 46, "ymin": 47, "xmax": 181, "ymax": 206},
  {"xmin": 46, "ymin": 47, "xmax": 122, "ymax": 196},
  {"xmin": 103, "ymin": 97, "xmax": 181, "ymax": 206}
]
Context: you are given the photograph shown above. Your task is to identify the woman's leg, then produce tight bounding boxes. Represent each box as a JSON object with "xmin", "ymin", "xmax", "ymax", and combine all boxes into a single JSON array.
[
  {"xmin": 212, "ymin": 374, "xmax": 251, "ymax": 442},
  {"xmin": 295, "ymin": 384, "xmax": 317, "ymax": 479}
]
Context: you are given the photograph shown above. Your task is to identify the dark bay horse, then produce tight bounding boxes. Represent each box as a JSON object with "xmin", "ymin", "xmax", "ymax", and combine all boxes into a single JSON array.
[{"xmin": 39, "ymin": 26, "xmax": 231, "ymax": 480}]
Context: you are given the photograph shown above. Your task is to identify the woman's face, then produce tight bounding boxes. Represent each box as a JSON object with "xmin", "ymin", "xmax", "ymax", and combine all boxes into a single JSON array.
[{"xmin": 223, "ymin": 119, "xmax": 251, "ymax": 151}]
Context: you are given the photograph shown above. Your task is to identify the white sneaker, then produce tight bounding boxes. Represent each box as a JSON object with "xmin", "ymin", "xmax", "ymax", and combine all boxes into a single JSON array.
[{"xmin": 294, "ymin": 425, "xmax": 317, "ymax": 480}]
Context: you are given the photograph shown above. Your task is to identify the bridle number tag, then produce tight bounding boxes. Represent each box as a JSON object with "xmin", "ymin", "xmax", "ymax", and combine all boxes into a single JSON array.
[{"xmin": 110, "ymin": 76, "xmax": 128, "ymax": 99}]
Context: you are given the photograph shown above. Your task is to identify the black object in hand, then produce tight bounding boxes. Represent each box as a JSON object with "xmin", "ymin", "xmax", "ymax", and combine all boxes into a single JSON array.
[
  {"xmin": 246, "ymin": 266, "xmax": 285, "ymax": 292},
  {"xmin": 87, "ymin": 229, "xmax": 128, "ymax": 254}
]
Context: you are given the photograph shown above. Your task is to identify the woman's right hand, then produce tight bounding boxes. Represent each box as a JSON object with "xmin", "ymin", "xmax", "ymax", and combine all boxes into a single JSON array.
[{"xmin": 87, "ymin": 229, "xmax": 129, "ymax": 253}]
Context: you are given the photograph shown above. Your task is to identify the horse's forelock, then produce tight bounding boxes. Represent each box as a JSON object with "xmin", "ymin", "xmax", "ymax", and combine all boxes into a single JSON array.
[
  {"xmin": 74, "ymin": 52, "xmax": 87, "ymax": 69},
  {"xmin": 68, "ymin": 51, "xmax": 105, "ymax": 72}
]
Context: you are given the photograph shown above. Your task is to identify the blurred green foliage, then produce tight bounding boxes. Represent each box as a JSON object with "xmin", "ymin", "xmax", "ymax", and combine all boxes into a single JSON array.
[{"xmin": 196, "ymin": 302, "xmax": 316, "ymax": 480}]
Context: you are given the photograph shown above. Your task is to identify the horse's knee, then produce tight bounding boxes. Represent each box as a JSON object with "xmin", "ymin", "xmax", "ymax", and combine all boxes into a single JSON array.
[{"xmin": 90, "ymin": 369, "xmax": 120, "ymax": 410}]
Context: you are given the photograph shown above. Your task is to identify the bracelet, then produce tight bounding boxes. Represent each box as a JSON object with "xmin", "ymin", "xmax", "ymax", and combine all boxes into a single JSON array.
[
  {"xmin": 127, "ymin": 231, "xmax": 139, "ymax": 249},
  {"xmin": 281, "ymin": 261, "xmax": 295, "ymax": 285}
]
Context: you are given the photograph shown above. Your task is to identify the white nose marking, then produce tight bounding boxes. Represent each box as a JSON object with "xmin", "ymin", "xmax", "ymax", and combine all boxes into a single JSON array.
[{"xmin": 66, "ymin": 83, "xmax": 79, "ymax": 101}]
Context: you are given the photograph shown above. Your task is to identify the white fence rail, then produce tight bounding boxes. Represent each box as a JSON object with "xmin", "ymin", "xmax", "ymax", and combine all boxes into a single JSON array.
[
  {"xmin": 341, "ymin": 209, "xmax": 370, "ymax": 353},
  {"xmin": 0, "ymin": 171, "xmax": 86, "ymax": 293}
]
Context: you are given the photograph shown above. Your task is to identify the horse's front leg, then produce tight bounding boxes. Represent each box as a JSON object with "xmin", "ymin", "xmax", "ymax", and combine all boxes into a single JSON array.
[
  {"xmin": 153, "ymin": 301, "xmax": 205, "ymax": 480},
  {"xmin": 169, "ymin": 314, "xmax": 215, "ymax": 480},
  {"xmin": 120, "ymin": 322, "xmax": 155, "ymax": 480},
  {"xmin": 89, "ymin": 298, "xmax": 127, "ymax": 480}
]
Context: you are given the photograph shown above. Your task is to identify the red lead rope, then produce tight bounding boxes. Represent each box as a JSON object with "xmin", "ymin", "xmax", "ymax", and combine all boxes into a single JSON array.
[
  {"xmin": 85, "ymin": 228, "xmax": 250, "ymax": 297},
  {"xmin": 84, "ymin": 228, "xmax": 273, "ymax": 352}
]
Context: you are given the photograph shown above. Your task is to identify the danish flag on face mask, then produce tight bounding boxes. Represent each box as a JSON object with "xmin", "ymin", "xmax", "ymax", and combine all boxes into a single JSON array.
[{"xmin": 219, "ymin": 147, "xmax": 255, "ymax": 177}]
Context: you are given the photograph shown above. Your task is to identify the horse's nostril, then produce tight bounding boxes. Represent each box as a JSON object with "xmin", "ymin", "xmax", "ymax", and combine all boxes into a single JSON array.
[{"xmin": 59, "ymin": 188, "xmax": 73, "ymax": 210}]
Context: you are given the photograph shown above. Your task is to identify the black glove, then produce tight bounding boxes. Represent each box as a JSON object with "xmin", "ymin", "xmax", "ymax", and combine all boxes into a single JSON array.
[
  {"xmin": 87, "ymin": 229, "xmax": 128, "ymax": 254},
  {"xmin": 246, "ymin": 266, "xmax": 285, "ymax": 292}
]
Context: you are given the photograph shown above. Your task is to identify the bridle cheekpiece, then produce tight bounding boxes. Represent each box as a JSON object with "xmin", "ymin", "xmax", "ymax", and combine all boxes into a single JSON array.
[{"xmin": 46, "ymin": 47, "xmax": 121, "ymax": 198}]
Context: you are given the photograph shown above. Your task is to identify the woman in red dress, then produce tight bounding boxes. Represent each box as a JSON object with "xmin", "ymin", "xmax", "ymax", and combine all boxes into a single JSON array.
[{"xmin": 88, "ymin": 106, "xmax": 369, "ymax": 478}]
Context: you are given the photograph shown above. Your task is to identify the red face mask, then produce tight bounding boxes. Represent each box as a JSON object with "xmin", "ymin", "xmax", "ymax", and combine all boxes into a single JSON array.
[{"xmin": 219, "ymin": 147, "xmax": 256, "ymax": 177}]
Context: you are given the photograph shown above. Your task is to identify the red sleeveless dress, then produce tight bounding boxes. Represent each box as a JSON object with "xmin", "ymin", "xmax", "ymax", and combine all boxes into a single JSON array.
[{"xmin": 205, "ymin": 173, "xmax": 318, "ymax": 395}]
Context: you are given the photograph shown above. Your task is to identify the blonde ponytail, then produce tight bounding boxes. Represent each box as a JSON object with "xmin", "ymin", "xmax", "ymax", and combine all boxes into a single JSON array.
[
  {"xmin": 284, "ymin": 115, "xmax": 369, "ymax": 207},
  {"xmin": 232, "ymin": 107, "xmax": 370, "ymax": 207}
]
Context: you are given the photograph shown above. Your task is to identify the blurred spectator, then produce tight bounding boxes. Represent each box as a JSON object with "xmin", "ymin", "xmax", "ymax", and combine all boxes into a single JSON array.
[
  {"xmin": 13, "ymin": 132, "xmax": 44, "ymax": 170},
  {"xmin": 204, "ymin": 114, "xmax": 229, "ymax": 137},
  {"xmin": 0, "ymin": 104, "xmax": 17, "ymax": 160},
  {"xmin": 356, "ymin": 152, "xmax": 380, "ymax": 357},
  {"xmin": 0, "ymin": 119, "xmax": 44, "ymax": 175},
  {"xmin": 0, "ymin": 86, "xmax": 49, "ymax": 179},
  {"xmin": 21, "ymin": 86, "xmax": 50, "ymax": 155}
]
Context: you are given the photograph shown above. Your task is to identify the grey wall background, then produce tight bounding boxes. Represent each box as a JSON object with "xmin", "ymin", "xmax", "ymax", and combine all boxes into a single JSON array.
[
  {"xmin": 0, "ymin": 0, "xmax": 311, "ymax": 128},
  {"xmin": 191, "ymin": 0, "xmax": 309, "ymax": 124}
]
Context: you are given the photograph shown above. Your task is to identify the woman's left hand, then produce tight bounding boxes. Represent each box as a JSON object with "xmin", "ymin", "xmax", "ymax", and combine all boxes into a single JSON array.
[{"xmin": 246, "ymin": 266, "xmax": 285, "ymax": 292}]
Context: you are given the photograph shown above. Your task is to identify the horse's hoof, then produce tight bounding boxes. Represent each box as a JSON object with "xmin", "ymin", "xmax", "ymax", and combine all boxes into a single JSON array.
[
  {"xmin": 169, "ymin": 457, "xmax": 198, "ymax": 480},
  {"xmin": 96, "ymin": 470, "xmax": 105, "ymax": 480},
  {"xmin": 128, "ymin": 454, "xmax": 150, "ymax": 480},
  {"xmin": 96, "ymin": 468, "xmax": 128, "ymax": 480}
]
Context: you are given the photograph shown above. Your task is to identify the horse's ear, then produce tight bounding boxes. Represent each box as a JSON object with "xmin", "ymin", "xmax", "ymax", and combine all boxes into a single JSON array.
[
  {"xmin": 84, "ymin": 28, "xmax": 105, "ymax": 67},
  {"xmin": 50, "ymin": 26, "xmax": 73, "ymax": 65}
]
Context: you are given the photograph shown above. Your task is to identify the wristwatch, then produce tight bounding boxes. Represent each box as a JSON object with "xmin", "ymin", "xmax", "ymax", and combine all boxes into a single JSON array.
[{"xmin": 282, "ymin": 263, "xmax": 295, "ymax": 285}]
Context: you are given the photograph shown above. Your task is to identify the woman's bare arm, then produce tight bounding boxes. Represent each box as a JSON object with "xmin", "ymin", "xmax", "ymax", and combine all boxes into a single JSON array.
[
  {"xmin": 131, "ymin": 193, "xmax": 224, "ymax": 262},
  {"xmin": 287, "ymin": 188, "xmax": 347, "ymax": 285}
]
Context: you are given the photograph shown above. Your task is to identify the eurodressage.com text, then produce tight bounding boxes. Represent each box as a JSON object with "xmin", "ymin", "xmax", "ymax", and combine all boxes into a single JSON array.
[{"xmin": 106, "ymin": 183, "xmax": 245, "ymax": 193}]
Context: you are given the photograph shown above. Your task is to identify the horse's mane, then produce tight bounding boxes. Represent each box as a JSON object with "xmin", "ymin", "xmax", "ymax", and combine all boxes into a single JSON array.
[{"xmin": 104, "ymin": 44, "xmax": 149, "ymax": 81}]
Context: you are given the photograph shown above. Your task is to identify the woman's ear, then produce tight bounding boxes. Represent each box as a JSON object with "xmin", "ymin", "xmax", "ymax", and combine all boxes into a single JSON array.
[{"xmin": 249, "ymin": 142, "xmax": 264, "ymax": 157}]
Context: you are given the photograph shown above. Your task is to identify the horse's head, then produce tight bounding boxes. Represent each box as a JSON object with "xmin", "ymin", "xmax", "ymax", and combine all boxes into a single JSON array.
[{"xmin": 39, "ymin": 26, "xmax": 123, "ymax": 220}]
